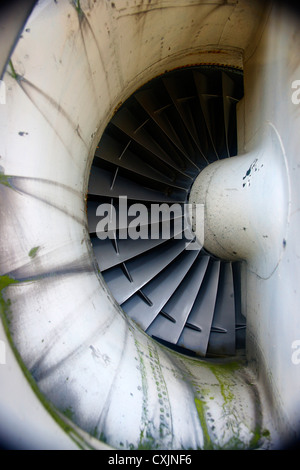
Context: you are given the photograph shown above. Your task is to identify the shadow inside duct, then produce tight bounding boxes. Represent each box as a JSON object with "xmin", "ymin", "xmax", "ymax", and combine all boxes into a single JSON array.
[{"xmin": 87, "ymin": 65, "xmax": 246, "ymax": 361}]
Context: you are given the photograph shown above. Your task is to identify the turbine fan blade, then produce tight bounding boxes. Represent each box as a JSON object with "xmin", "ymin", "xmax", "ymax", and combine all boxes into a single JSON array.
[{"xmin": 87, "ymin": 66, "xmax": 245, "ymax": 357}]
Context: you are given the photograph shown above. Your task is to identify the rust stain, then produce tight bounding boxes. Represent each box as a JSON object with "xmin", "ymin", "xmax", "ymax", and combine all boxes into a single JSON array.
[{"xmin": 113, "ymin": 101, "xmax": 123, "ymax": 115}]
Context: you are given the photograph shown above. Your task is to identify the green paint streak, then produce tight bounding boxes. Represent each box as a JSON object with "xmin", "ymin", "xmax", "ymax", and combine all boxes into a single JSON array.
[
  {"xmin": 134, "ymin": 339, "xmax": 164, "ymax": 450},
  {"xmin": 194, "ymin": 389, "xmax": 249, "ymax": 450},
  {"xmin": 249, "ymin": 425, "xmax": 261, "ymax": 449},
  {"xmin": 134, "ymin": 339, "xmax": 151, "ymax": 449},
  {"xmin": 28, "ymin": 246, "xmax": 40, "ymax": 258},
  {"xmin": 201, "ymin": 361, "xmax": 269, "ymax": 449},
  {"xmin": 213, "ymin": 368, "xmax": 235, "ymax": 406},
  {"xmin": 63, "ymin": 406, "xmax": 74, "ymax": 420},
  {"xmin": 183, "ymin": 356, "xmax": 264, "ymax": 449},
  {"xmin": 0, "ymin": 276, "xmax": 19, "ymax": 320},
  {"xmin": 99, "ymin": 432, "xmax": 107, "ymax": 443},
  {"xmin": 137, "ymin": 432, "xmax": 156, "ymax": 450},
  {"xmin": 191, "ymin": 359, "xmax": 242, "ymax": 409},
  {"xmin": 201, "ymin": 359, "xmax": 241, "ymax": 376},
  {"xmin": 262, "ymin": 429, "xmax": 270, "ymax": 438},
  {"xmin": 220, "ymin": 435, "xmax": 248, "ymax": 450},
  {"xmin": 0, "ymin": 174, "xmax": 13, "ymax": 189},
  {"xmin": 207, "ymin": 363, "xmax": 248, "ymax": 449},
  {"xmin": 73, "ymin": 0, "xmax": 83, "ymax": 17},
  {"xmin": 8, "ymin": 60, "xmax": 18, "ymax": 80},
  {"xmin": 0, "ymin": 275, "xmax": 19, "ymax": 293},
  {"xmin": 249, "ymin": 426, "xmax": 270, "ymax": 449},
  {"xmin": 194, "ymin": 397, "xmax": 214, "ymax": 450}
]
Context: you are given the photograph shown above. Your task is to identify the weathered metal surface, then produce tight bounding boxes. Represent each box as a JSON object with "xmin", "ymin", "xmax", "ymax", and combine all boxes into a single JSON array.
[{"xmin": 0, "ymin": 0, "xmax": 298, "ymax": 451}]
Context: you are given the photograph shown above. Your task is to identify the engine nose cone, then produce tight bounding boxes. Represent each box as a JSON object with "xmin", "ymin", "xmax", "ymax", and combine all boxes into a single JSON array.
[{"xmin": 189, "ymin": 122, "xmax": 290, "ymax": 279}]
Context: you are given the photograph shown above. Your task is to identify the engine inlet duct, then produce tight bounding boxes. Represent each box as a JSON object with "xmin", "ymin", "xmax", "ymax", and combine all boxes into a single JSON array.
[{"xmin": 87, "ymin": 66, "xmax": 246, "ymax": 358}]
